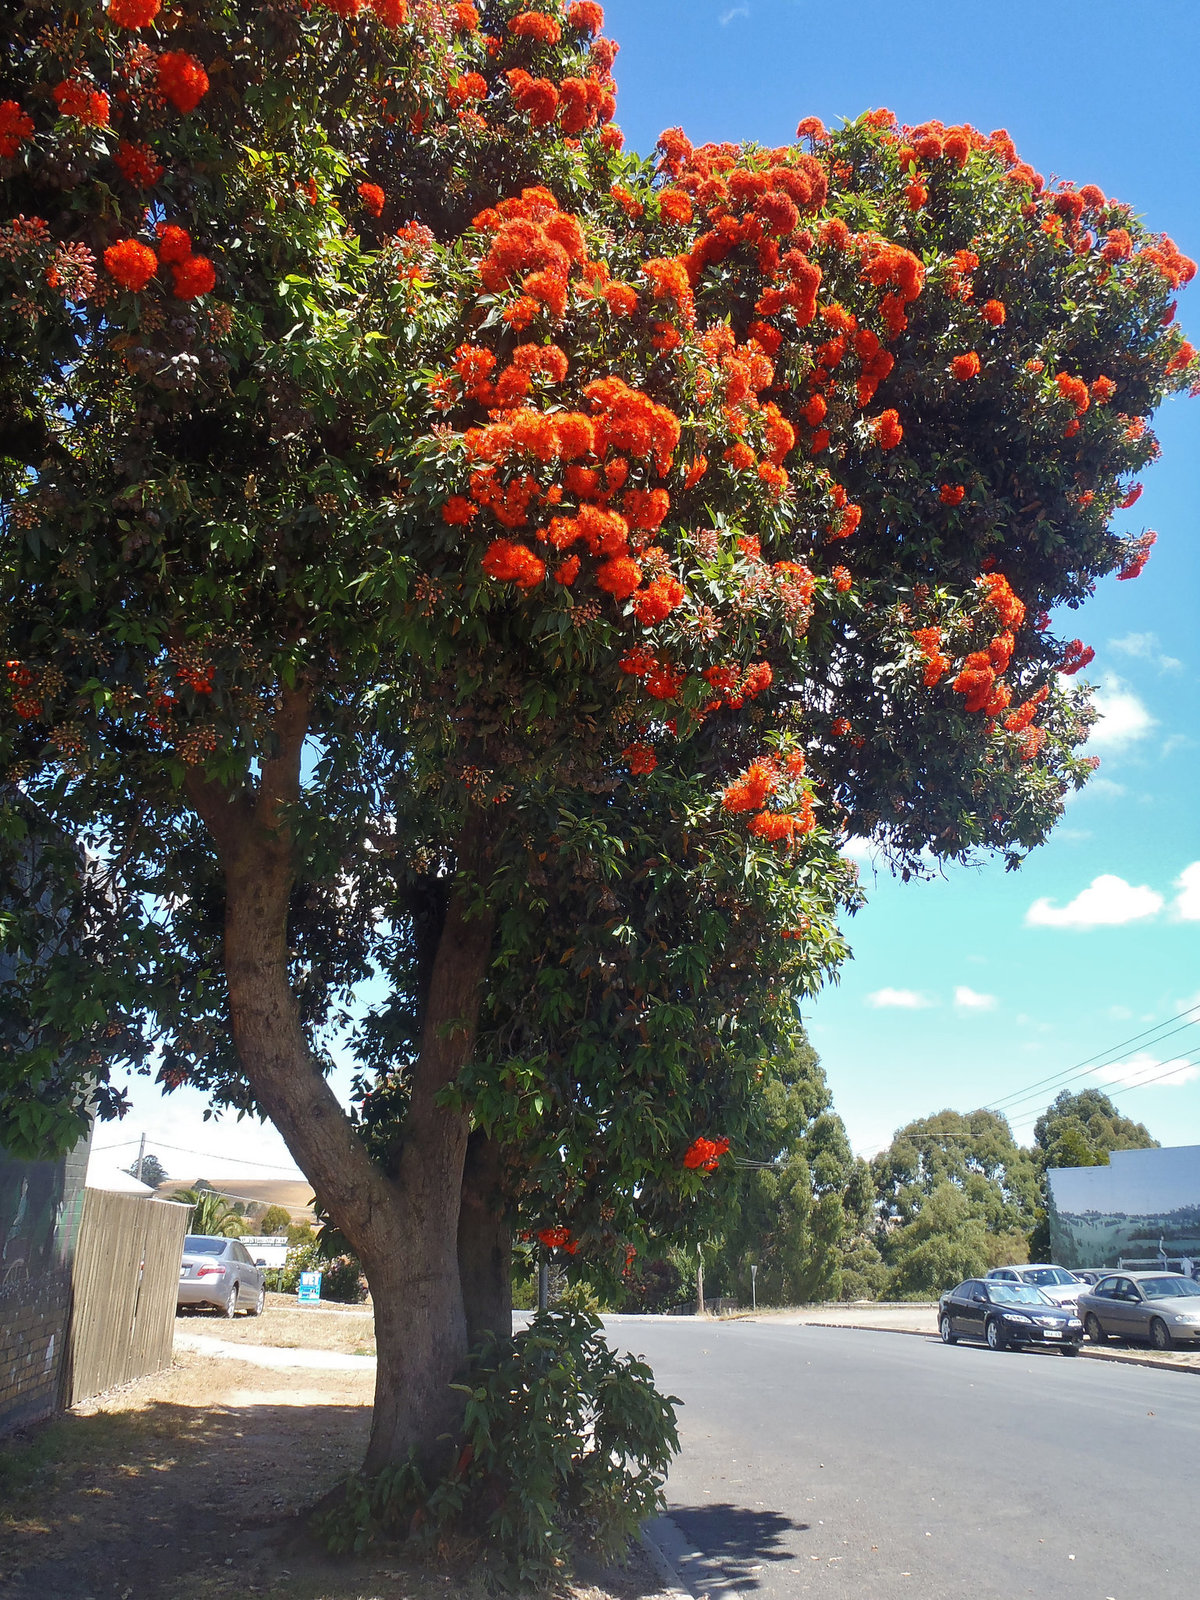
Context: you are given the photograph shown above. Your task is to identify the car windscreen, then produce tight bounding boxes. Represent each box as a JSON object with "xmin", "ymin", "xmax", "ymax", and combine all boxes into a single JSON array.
[
  {"xmin": 1139, "ymin": 1276, "xmax": 1200, "ymax": 1299},
  {"xmin": 1025, "ymin": 1268, "xmax": 1077, "ymax": 1286},
  {"xmin": 183, "ymin": 1236, "xmax": 226, "ymax": 1255},
  {"xmin": 988, "ymin": 1284, "xmax": 1050, "ymax": 1305}
]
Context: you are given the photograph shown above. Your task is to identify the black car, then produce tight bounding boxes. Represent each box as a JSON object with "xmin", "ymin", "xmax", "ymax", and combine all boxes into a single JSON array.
[{"xmin": 938, "ymin": 1278, "xmax": 1085, "ymax": 1353}]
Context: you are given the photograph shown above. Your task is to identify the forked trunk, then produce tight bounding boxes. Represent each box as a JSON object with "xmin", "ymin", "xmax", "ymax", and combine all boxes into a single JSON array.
[
  {"xmin": 190, "ymin": 711, "xmax": 497, "ymax": 1476},
  {"xmin": 458, "ymin": 1129, "xmax": 513, "ymax": 1347}
]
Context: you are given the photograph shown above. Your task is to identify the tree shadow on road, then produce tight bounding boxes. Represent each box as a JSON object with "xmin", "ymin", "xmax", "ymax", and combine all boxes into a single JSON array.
[{"xmin": 668, "ymin": 1503, "xmax": 807, "ymax": 1590}]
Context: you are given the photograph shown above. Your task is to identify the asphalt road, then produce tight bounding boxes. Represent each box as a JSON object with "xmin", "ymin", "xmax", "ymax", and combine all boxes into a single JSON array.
[{"xmin": 603, "ymin": 1317, "xmax": 1199, "ymax": 1600}]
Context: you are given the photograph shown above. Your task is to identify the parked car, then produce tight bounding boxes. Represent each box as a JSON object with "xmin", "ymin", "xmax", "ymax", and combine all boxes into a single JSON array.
[
  {"xmin": 177, "ymin": 1234, "xmax": 266, "ymax": 1317},
  {"xmin": 939, "ymin": 1278, "xmax": 1084, "ymax": 1353},
  {"xmin": 1070, "ymin": 1268, "xmax": 1108, "ymax": 1286},
  {"xmin": 984, "ymin": 1264, "xmax": 1085, "ymax": 1307},
  {"xmin": 1077, "ymin": 1272, "xmax": 1200, "ymax": 1351}
]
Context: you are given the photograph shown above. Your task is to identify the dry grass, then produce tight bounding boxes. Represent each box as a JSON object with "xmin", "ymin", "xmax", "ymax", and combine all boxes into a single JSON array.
[
  {"xmin": 178, "ymin": 1293, "xmax": 377, "ymax": 1355},
  {"xmin": 0, "ymin": 1350, "xmax": 673, "ymax": 1600}
]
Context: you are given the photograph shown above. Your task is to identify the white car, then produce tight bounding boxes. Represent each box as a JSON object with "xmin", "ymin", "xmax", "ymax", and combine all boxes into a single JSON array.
[{"xmin": 985, "ymin": 1264, "xmax": 1084, "ymax": 1308}]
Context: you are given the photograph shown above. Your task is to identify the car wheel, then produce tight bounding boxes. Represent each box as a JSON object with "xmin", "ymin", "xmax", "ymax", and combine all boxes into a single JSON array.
[
  {"xmin": 1060, "ymin": 1344, "xmax": 1080, "ymax": 1357},
  {"xmin": 1084, "ymin": 1314, "xmax": 1107, "ymax": 1344},
  {"xmin": 939, "ymin": 1315, "xmax": 957, "ymax": 1345},
  {"xmin": 1150, "ymin": 1318, "xmax": 1172, "ymax": 1352},
  {"xmin": 221, "ymin": 1284, "xmax": 240, "ymax": 1319},
  {"xmin": 248, "ymin": 1284, "xmax": 265, "ymax": 1317},
  {"xmin": 985, "ymin": 1318, "xmax": 1006, "ymax": 1351}
]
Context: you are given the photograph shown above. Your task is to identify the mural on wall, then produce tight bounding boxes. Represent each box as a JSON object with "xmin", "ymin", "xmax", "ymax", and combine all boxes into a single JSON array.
[
  {"xmin": 0, "ymin": 1148, "xmax": 84, "ymax": 1291},
  {"xmin": 1048, "ymin": 1145, "xmax": 1200, "ymax": 1270}
]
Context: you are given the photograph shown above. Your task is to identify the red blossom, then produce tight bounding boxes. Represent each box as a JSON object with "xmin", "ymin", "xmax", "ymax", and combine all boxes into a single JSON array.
[{"xmin": 103, "ymin": 238, "xmax": 158, "ymax": 291}]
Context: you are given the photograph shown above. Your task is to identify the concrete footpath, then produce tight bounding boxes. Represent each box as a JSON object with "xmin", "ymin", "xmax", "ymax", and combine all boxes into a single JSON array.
[{"xmin": 746, "ymin": 1300, "xmax": 1200, "ymax": 1373}]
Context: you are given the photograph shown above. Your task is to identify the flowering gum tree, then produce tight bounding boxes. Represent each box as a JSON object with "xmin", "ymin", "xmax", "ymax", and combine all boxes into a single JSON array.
[{"xmin": 1, "ymin": 0, "xmax": 1196, "ymax": 1490}]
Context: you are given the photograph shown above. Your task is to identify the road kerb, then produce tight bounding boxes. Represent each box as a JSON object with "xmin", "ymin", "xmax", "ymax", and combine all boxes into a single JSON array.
[
  {"xmin": 641, "ymin": 1516, "xmax": 701, "ymax": 1598},
  {"xmin": 782, "ymin": 1317, "xmax": 1200, "ymax": 1374}
]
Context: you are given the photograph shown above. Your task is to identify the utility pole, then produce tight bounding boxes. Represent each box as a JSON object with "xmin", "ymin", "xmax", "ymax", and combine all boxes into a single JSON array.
[
  {"xmin": 537, "ymin": 1250, "xmax": 549, "ymax": 1311},
  {"xmin": 696, "ymin": 1247, "xmax": 705, "ymax": 1317},
  {"xmin": 750, "ymin": 1263, "xmax": 757, "ymax": 1313},
  {"xmin": 133, "ymin": 1132, "xmax": 146, "ymax": 1184}
]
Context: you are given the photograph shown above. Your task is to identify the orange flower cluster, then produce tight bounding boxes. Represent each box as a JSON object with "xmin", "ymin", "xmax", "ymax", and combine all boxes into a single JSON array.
[
  {"xmin": 1058, "ymin": 639, "xmax": 1095, "ymax": 675},
  {"xmin": 938, "ymin": 483, "xmax": 965, "ymax": 505},
  {"xmin": 156, "ymin": 51, "xmax": 209, "ymax": 113},
  {"xmin": 114, "ymin": 140, "xmax": 163, "ymax": 186},
  {"xmin": 107, "ymin": 0, "xmax": 161, "ymax": 27},
  {"xmin": 872, "ymin": 408, "xmax": 903, "ymax": 450},
  {"xmin": 912, "ymin": 626, "xmax": 951, "ymax": 687},
  {"xmin": 721, "ymin": 759, "xmax": 778, "ymax": 813},
  {"xmin": 1117, "ymin": 530, "xmax": 1156, "ymax": 581},
  {"xmin": 683, "ymin": 1136, "xmax": 730, "ymax": 1171},
  {"xmin": 981, "ymin": 298, "xmax": 1006, "ymax": 326},
  {"xmin": 357, "ymin": 181, "xmax": 385, "ymax": 216},
  {"xmin": 1004, "ymin": 685, "xmax": 1048, "ymax": 733},
  {"xmin": 623, "ymin": 741, "xmax": 656, "ymax": 774},
  {"xmin": 951, "ymin": 351, "xmax": 981, "ymax": 381},
  {"xmin": 567, "ymin": 2, "xmax": 605, "ymax": 31},
  {"xmin": 510, "ymin": 10, "xmax": 561, "ymax": 44},
  {"xmin": 1055, "ymin": 371, "xmax": 1090, "ymax": 415},
  {"xmin": 53, "ymin": 80, "xmax": 109, "ymax": 126},
  {"xmin": 952, "ymin": 652, "xmax": 1010, "ymax": 715},
  {"xmin": 632, "ymin": 574, "xmax": 685, "ymax": 625},
  {"xmin": 103, "ymin": 238, "xmax": 157, "ymax": 291},
  {"xmin": 0, "ymin": 100, "xmax": 34, "ymax": 157},
  {"xmin": 979, "ymin": 572, "xmax": 1026, "ymax": 631},
  {"xmin": 748, "ymin": 795, "xmax": 815, "ymax": 842},
  {"xmin": 481, "ymin": 538, "xmax": 546, "ymax": 589},
  {"xmin": 536, "ymin": 1226, "xmax": 577, "ymax": 1253},
  {"xmin": 702, "ymin": 660, "xmax": 773, "ymax": 710},
  {"xmin": 859, "ymin": 240, "xmax": 925, "ymax": 336},
  {"xmin": 474, "ymin": 186, "xmax": 588, "ymax": 323}
]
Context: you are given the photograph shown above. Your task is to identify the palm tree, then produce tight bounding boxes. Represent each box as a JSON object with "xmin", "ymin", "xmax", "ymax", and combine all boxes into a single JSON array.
[{"xmin": 173, "ymin": 1188, "xmax": 245, "ymax": 1237}]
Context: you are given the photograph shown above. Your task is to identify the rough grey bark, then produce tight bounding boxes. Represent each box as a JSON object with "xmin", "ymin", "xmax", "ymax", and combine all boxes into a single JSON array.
[
  {"xmin": 458, "ymin": 1129, "xmax": 513, "ymax": 1347},
  {"xmin": 188, "ymin": 693, "xmax": 496, "ymax": 1474}
]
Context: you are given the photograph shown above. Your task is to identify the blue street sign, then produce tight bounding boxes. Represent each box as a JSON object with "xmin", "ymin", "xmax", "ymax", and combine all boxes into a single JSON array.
[{"xmin": 298, "ymin": 1269, "xmax": 323, "ymax": 1303}]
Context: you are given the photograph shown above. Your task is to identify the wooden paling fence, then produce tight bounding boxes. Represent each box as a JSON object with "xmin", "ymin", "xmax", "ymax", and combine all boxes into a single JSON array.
[{"xmin": 65, "ymin": 1189, "xmax": 190, "ymax": 1405}]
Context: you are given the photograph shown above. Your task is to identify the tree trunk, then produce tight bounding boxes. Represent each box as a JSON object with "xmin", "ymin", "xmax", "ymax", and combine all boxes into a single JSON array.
[
  {"xmin": 187, "ymin": 700, "xmax": 497, "ymax": 1477},
  {"xmin": 458, "ymin": 1129, "xmax": 513, "ymax": 1347}
]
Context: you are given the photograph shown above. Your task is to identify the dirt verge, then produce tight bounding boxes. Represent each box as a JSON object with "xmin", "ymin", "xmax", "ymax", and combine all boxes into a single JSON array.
[{"xmin": 0, "ymin": 1350, "xmax": 673, "ymax": 1600}]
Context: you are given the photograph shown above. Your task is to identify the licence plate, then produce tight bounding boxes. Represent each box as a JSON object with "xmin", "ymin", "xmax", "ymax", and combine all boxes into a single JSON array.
[{"xmin": 1043, "ymin": 1329, "xmax": 1062, "ymax": 1339}]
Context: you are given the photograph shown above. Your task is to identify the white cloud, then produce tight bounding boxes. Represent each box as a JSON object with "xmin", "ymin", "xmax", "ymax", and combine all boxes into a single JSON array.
[
  {"xmin": 840, "ymin": 835, "xmax": 883, "ymax": 867},
  {"xmin": 1091, "ymin": 1052, "xmax": 1200, "ymax": 1089},
  {"xmin": 1088, "ymin": 675, "xmax": 1157, "ymax": 751},
  {"xmin": 1162, "ymin": 734, "xmax": 1196, "ymax": 759},
  {"xmin": 1108, "ymin": 632, "xmax": 1183, "ymax": 673},
  {"xmin": 1026, "ymin": 873, "xmax": 1165, "ymax": 930},
  {"xmin": 954, "ymin": 985, "xmax": 997, "ymax": 1011},
  {"xmin": 1107, "ymin": 1004, "xmax": 1135, "ymax": 1021},
  {"xmin": 1173, "ymin": 862, "xmax": 1200, "ymax": 921},
  {"xmin": 865, "ymin": 987, "xmax": 934, "ymax": 1009},
  {"xmin": 719, "ymin": 3, "xmax": 749, "ymax": 20}
]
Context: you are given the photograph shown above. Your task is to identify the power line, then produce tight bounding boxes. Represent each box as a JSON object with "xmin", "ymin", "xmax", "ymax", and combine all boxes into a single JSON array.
[
  {"xmin": 853, "ymin": 1004, "xmax": 1200, "ymax": 1156},
  {"xmin": 92, "ymin": 1134, "xmax": 303, "ymax": 1176},
  {"xmin": 994, "ymin": 1016, "xmax": 1200, "ymax": 1126},
  {"xmin": 985, "ymin": 1004, "xmax": 1200, "ymax": 1115}
]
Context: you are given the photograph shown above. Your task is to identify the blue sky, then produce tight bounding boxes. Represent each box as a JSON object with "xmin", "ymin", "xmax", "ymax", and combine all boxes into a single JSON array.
[
  {"xmin": 599, "ymin": 0, "xmax": 1200, "ymax": 1156},
  {"xmin": 92, "ymin": 0, "xmax": 1200, "ymax": 1184}
]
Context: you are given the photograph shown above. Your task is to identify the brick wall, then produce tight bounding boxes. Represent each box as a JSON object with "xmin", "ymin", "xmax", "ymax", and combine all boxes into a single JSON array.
[{"xmin": 0, "ymin": 1136, "xmax": 89, "ymax": 1436}]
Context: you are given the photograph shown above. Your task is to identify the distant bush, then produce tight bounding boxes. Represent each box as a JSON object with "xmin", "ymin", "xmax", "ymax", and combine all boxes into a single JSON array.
[
  {"xmin": 619, "ymin": 1258, "xmax": 683, "ymax": 1314},
  {"xmin": 259, "ymin": 1204, "xmax": 292, "ymax": 1236},
  {"xmin": 281, "ymin": 1239, "xmax": 367, "ymax": 1304}
]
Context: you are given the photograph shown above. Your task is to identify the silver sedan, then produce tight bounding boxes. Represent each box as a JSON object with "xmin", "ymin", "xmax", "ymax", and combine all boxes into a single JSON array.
[
  {"xmin": 177, "ymin": 1234, "xmax": 266, "ymax": 1317},
  {"xmin": 1077, "ymin": 1271, "xmax": 1200, "ymax": 1350}
]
